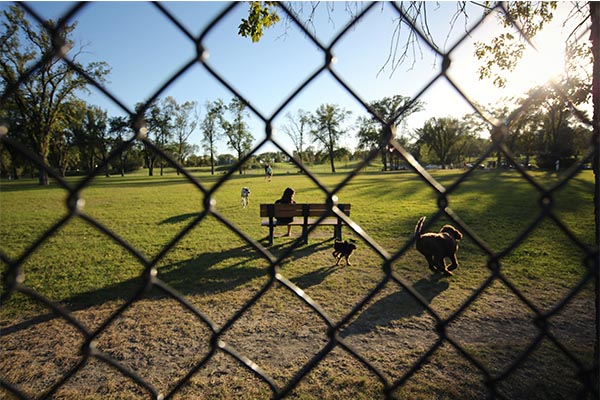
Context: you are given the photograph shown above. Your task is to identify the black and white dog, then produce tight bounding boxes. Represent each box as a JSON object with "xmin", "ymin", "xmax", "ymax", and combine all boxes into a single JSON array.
[{"xmin": 241, "ymin": 187, "xmax": 251, "ymax": 208}]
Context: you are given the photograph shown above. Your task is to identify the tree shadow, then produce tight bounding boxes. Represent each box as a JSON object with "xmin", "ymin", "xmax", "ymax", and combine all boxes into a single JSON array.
[
  {"xmin": 2, "ymin": 237, "xmax": 338, "ymax": 336},
  {"xmin": 159, "ymin": 212, "xmax": 202, "ymax": 225},
  {"xmin": 340, "ymin": 275, "xmax": 450, "ymax": 337},
  {"xmin": 2, "ymin": 243, "xmax": 266, "ymax": 335}
]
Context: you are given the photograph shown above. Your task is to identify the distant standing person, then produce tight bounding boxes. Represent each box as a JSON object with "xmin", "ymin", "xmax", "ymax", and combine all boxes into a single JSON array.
[
  {"xmin": 275, "ymin": 187, "xmax": 295, "ymax": 236},
  {"xmin": 266, "ymin": 164, "xmax": 273, "ymax": 182}
]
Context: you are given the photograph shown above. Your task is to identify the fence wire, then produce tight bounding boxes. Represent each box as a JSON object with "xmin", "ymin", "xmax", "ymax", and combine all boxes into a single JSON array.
[{"xmin": 1, "ymin": 1, "xmax": 598, "ymax": 400}]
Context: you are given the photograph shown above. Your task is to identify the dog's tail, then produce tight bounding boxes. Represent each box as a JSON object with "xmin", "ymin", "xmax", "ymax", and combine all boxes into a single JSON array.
[{"xmin": 415, "ymin": 216, "xmax": 426, "ymax": 239}]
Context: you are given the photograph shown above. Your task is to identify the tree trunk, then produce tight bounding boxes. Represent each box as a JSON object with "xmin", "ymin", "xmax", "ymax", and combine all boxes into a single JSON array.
[
  {"xmin": 119, "ymin": 155, "xmax": 125, "ymax": 177},
  {"xmin": 104, "ymin": 157, "xmax": 110, "ymax": 177},
  {"xmin": 329, "ymin": 150, "xmax": 336, "ymax": 173},
  {"xmin": 589, "ymin": 2, "xmax": 599, "ymax": 396},
  {"xmin": 38, "ymin": 168, "xmax": 48, "ymax": 185}
]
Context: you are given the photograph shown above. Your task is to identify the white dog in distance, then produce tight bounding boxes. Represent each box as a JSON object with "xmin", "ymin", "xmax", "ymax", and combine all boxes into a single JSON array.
[{"xmin": 241, "ymin": 187, "xmax": 251, "ymax": 208}]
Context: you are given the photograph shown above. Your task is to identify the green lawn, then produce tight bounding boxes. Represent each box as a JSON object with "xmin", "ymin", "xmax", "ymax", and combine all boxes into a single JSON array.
[{"xmin": 0, "ymin": 167, "xmax": 597, "ymax": 399}]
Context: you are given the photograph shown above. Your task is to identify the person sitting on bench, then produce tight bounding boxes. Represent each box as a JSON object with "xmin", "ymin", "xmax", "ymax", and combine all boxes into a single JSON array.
[{"xmin": 275, "ymin": 187, "xmax": 295, "ymax": 236}]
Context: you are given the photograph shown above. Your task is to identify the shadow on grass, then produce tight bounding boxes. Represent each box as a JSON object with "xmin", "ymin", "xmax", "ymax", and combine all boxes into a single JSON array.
[
  {"xmin": 2, "ymin": 238, "xmax": 335, "ymax": 335},
  {"xmin": 290, "ymin": 265, "xmax": 338, "ymax": 290},
  {"xmin": 1, "ymin": 244, "xmax": 263, "ymax": 334},
  {"xmin": 159, "ymin": 212, "xmax": 202, "ymax": 225},
  {"xmin": 340, "ymin": 275, "xmax": 449, "ymax": 337}
]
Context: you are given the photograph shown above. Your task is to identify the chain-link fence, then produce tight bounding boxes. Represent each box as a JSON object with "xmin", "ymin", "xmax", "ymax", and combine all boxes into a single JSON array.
[{"xmin": 1, "ymin": 2, "xmax": 598, "ymax": 399}]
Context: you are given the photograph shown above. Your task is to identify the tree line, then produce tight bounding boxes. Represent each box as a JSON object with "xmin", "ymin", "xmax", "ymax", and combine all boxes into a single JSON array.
[{"xmin": 1, "ymin": 4, "xmax": 593, "ymax": 184}]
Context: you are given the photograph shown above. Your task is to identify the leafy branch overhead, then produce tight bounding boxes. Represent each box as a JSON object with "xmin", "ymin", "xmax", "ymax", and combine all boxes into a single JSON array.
[
  {"xmin": 237, "ymin": 1, "xmax": 574, "ymax": 91},
  {"xmin": 238, "ymin": 1, "xmax": 280, "ymax": 43},
  {"xmin": 474, "ymin": 1, "xmax": 558, "ymax": 88}
]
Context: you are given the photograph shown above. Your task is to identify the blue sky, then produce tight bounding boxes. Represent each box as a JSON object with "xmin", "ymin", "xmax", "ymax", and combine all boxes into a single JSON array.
[{"xmin": 6, "ymin": 2, "xmax": 590, "ymax": 155}]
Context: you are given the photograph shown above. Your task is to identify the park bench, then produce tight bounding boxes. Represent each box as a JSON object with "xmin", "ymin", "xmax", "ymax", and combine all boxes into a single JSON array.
[{"xmin": 260, "ymin": 203, "xmax": 351, "ymax": 246}]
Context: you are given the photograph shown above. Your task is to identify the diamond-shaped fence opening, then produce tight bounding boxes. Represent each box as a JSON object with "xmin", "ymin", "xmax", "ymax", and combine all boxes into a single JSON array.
[{"xmin": 1, "ymin": 2, "xmax": 598, "ymax": 399}]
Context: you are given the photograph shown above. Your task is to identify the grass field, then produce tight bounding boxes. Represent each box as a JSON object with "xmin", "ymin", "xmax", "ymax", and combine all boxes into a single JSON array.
[{"xmin": 1, "ymin": 166, "xmax": 597, "ymax": 399}]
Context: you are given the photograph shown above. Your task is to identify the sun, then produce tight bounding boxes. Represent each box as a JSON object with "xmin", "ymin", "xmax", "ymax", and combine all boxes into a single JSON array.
[{"xmin": 506, "ymin": 28, "xmax": 567, "ymax": 92}]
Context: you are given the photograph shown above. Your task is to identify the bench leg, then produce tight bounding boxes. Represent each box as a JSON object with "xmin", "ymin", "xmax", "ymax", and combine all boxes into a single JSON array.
[
  {"xmin": 302, "ymin": 225, "xmax": 308, "ymax": 245},
  {"xmin": 269, "ymin": 225, "xmax": 274, "ymax": 246}
]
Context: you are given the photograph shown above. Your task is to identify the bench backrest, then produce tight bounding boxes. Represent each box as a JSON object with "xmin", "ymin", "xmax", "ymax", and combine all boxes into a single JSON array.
[{"xmin": 260, "ymin": 203, "xmax": 351, "ymax": 218}]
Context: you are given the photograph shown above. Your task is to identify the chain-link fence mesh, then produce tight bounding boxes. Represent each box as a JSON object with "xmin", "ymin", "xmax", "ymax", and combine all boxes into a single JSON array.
[{"xmin": 1, "ymin": 1, "xmax": 598, "ymax": 399}]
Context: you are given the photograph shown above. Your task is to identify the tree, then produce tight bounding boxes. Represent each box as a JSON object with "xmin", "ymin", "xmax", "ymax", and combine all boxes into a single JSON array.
[
  {"xmin": 165, "ymin": 97, "xmax": 198, "ymax": 175},
  {"xmin": 518, "ymin": 84, "xmax": 591, "ymax": 169},
  {"xmin": 135, "ymin": 98, "xmax": 175, "ymax": 176},
  {"xmin": 68, "ymin": 102, "xmax": 110, "ymax": 176},
  {"xmin": 310, "ymin": 104, "xmax": 352, "ymax": 173},
  {"xmin": 0, "ymin": 96, "xmax": 29, "ymax": 179},
  {"xmin": 281, "ymin": 109, "xmax": 310, "ymax": 164},
  {"xmin": 220, "ymin": 98, "xmax": 254, "ymax": 174},
  {"xmin": 85, "ymin": 105, "xmax": 110, "ymax": 177},
  {"xmin": 356, "ymin": 95, "xmax": 424, "ymax": 171},
  {"xmin": 414, "ymin": 117, "xmax": 466, "ymax": 169},
  {"xmin": 108, "ymin": 116, "xmax": 132, "ymax": 176},
  {"xmin": 0, "ymin": 5, "xmax": 110, "ymax": 185},
  {"xmin": 49, "ymin": 99, "xmax": 85, "ymax": 177},
  {"xmin": 201, "ymin": 99, "xmax": 224, "ymax": 175}
]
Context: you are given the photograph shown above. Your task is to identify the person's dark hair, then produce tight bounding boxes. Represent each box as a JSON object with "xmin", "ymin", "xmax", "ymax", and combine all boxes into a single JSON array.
[{"xmin": 281, "ymin": 187, "xmax": 295, "ymax": 203}]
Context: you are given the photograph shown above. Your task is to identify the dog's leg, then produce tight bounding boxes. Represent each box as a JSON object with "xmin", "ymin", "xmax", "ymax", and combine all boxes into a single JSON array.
[
  {"xmin": 433, "ymin": 256, "xmax": 450, "ymax": 274},
  {"xmin": 345, "ymin": 254, "xmax": 351, "ymax": 266},
  {"xmin": 333, "ymin": 250, "xmax": 341, "ymax": 265},
  {"xmin": 332, "ymin": 250, "xmax": 339, "ymax": 261},
  {"xmin": 447, "ymin": 254, "xmax": 459, "ymax": 271},
  {"xmin": 436, "ymin": 257, "xmax": 453, "ymax": 275},
  {"xmin": 426, "ymin": 255, "xmax": 437, "ymax": 271}
]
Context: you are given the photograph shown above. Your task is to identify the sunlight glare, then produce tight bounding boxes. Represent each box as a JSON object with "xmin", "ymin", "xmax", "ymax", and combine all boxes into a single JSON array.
[{"xmin": 506, "ymin": 28, "xmax": 566, "ymax": 91}]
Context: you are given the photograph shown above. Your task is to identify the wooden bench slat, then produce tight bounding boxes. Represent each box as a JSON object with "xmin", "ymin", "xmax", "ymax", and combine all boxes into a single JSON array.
[
  {"xmin": 259, "ymin": 203, "xmax": 351, "ymax": 217},
  {"xmin": 260, "ymin": 218, "xmax": 341, "ymax": 226},
  {"xmin": 260, "ymin": 203, "xmax": 351, "ymax": 245}
]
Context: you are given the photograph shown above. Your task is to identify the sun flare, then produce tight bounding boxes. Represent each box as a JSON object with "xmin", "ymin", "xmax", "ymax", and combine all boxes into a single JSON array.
[{"xmin": 508, "ymin": 29, "xmax": 567, "ymax": 90}]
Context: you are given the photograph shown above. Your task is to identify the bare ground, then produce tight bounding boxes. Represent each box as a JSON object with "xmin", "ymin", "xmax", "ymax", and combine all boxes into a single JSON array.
[{"xmin": 1, "ymin": 271, "xmax": 596, "ymax": 400}]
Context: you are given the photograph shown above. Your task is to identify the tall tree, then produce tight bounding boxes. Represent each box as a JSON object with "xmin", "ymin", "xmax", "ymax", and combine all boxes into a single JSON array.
[
  {"xmin": 49, "ymin": 99, "xmax": 84, "ymax": 177},
  {"xmin": 136, "ymin": 98, "xmax": 175, "ymax": 176},
  {"xmin": 71, "ymin": 104, "xmax": 109, "ymax": 176},
  {"xmin": 357, "ymin": 95, "xmax": 424, "ymax": 171},
  {"xmin": 310, "ymin": 103, "xmax": 352, "ymax": 173},
  {"xmin": 281, "ymin": 109, "xmax": 310, "ymax": 164},
  {"xmin": 220, "ymin": 98, "xmax": 254, "ymax": 174},
  {"xmin": 589, "ymin": 5, "xmax": 599, "ymax": 393},
  {"xmin": 0, "ymin": 96, "xmax": 28, "ymax": 179},
  {"xmin": 201, "ymin": 99, "xmax": 224, "ymax": 175},
  {"xmin": 108, "ymin": 116, "xmax": 132, "ymax": 177},
  {"xmin": 414, "ymin": 117, "xmax": 466, "ymax": 169},
  {"xmin": 85, "ymin": 105, "xmax": 110, "ymax": 177},
  {"xmin": 0, "ymin": 5, "xmax": 110, "ymax": 185},
  {"xmin": 166, "ymin": 96, "xmax": 198, "ymax": 175}
]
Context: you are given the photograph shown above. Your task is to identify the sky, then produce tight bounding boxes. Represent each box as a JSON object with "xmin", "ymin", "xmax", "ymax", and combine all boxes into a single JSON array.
[{"xmin": 4, "ymin": 1, "xmax": 592, "ymax": 156}]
